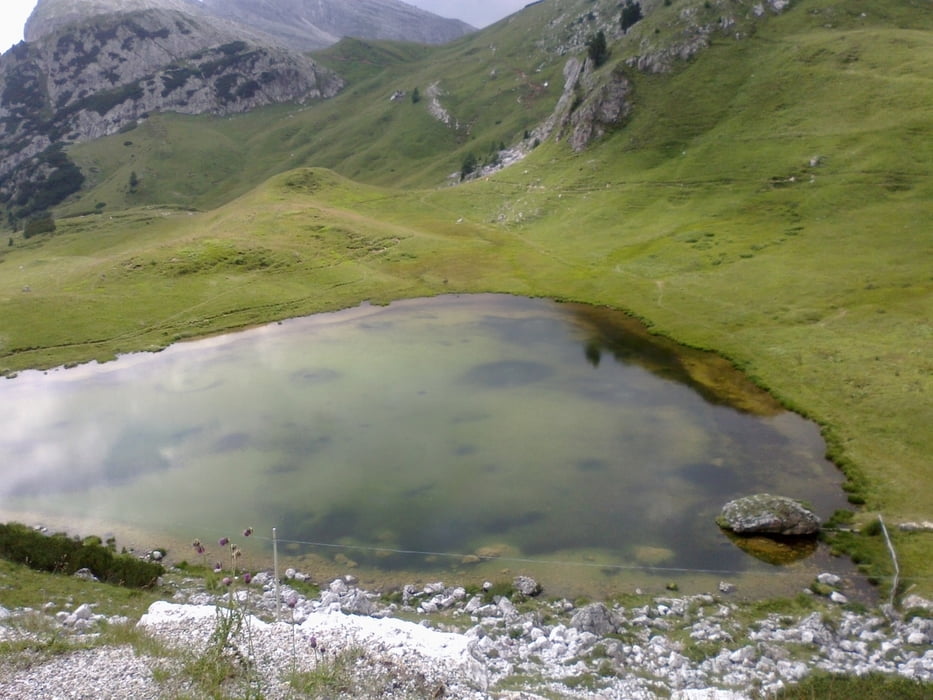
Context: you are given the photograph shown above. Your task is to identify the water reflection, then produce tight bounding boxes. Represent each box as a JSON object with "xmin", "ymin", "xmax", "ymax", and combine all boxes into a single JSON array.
[{"xmin": 0, "ymin": 295, "xmax": 852, "ymax": 596}]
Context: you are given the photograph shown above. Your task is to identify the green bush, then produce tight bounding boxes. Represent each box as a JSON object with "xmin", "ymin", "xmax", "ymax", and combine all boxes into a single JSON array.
[
  {"xmin": 23, "ymin": 214, "xmax": 56, "ymax": 238},
  {"xmin": 0, "ymin": 522, "xmax": 163, "ymax": 588},
  {"xmin": 587, "ymin": 30, "xmax": 608, "ymax": 68}
]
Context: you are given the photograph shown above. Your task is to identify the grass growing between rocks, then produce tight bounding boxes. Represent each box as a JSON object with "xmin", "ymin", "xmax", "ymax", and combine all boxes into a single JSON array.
[{"xmin": 776, "ymin": 672, "xmax": 931, "ymax": 700}]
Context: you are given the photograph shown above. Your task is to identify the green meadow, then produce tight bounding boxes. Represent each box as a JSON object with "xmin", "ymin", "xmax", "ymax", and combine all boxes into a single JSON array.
[{"xmin": 1, "ymin": 0, "xmax": 930, "ymax": 595}]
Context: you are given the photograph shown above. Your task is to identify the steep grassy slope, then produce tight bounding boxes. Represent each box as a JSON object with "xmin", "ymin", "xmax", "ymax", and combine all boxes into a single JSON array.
[{"xmin": 1, "ymin": 0, "xmax": 931, "ymax": 593}]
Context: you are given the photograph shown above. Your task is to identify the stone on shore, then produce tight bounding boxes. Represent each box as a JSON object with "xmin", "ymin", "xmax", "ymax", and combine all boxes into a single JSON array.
[{"xmin": 717, "ymin": 493, "xmax": 821, "ymax": 537}]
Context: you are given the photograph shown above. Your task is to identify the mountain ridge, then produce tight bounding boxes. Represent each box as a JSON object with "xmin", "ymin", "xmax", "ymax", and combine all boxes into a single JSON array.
[{"xmin": 23, "ymin": 0, "xmax": 476, "ymax": 50}]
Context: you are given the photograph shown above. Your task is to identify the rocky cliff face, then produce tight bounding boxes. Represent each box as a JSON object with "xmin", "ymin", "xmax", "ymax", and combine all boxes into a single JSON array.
[
  {"xmin": 23, "ymin": 0, "xmax": 202, "ymax": 42},
  {"xmin": 1, "ymin": 2, "xmax": 343, "ymax": 220},
  {"xmin": 199, "ymin": 0, "xmax": 475, "ymax": 51}
]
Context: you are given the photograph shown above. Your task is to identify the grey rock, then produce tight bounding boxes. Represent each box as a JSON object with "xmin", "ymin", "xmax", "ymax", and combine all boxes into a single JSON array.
[
  {"xmin": 73, "ymin": 568, "xmax": 99, "ymax": 582},
  {"xmin": 902, "ymin": 595, "xmax": 933, "ymax": 612},
  {"xmin": 570, "ymin": 602, "xmax": 618, "ymax": 636},
  {"xmin": 513, "ymin": 575, "xmax": 542, "ymax": 597},
  {"xmin": 719, "ymin": 581, "xmax": 737, "ymax": 594},
  {"xmin": 817, "ymin": 573, "xmax": 841, "ymax": 587},
  {"xmin": 717, "ymin": 493, "xmax": 821, "ymax": 536},
  {"xmin": 328, "ymin": 578, "xmax": 349, "ymax": 595},
  {"xmin": 74, "ymin": 603, "xmax": 94, "ymax": 620},
  {"xmin": 830, "ymin": 591, "xmax": 849, "ymax": 605},
  {"xmin": 497, "ymin": 597, "xmax": 517, "ymax": 618}
]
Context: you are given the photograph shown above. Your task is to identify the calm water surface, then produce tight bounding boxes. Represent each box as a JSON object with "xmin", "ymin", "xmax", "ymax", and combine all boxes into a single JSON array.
[{"xmin": 0, "ymin": 295, "xmax": 857, "ymax": 597}]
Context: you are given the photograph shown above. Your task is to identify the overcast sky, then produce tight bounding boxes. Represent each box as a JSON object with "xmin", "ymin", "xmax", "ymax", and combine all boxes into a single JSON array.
[{"xmin": 0, "ymin": 1, "xmax": 531, "ymax": 54}]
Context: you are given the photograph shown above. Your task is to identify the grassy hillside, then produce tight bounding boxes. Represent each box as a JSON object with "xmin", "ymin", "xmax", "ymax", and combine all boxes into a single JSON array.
[{"xmin": 1, "ymin": 0, "xmax": 931, "ymax": 595}]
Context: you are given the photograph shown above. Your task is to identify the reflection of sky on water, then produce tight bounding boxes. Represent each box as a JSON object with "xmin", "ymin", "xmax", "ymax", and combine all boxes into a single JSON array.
[{"xmin": 0, "ymin": 295, "xmax": 849, "ymax": 583}]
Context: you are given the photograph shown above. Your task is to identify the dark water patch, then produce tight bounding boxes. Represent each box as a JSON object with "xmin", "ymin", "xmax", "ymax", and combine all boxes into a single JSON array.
[
  {"xmin": 277, "ymin": 433, "xmax": 332, "ymax": 458},
  {"xmin": 678, "ymin": 461, "xmax": 740, "ymax": 491},
  {"xmin": 266, "ymin": 461, "xmax": 301, "ymax": 475},
  {"xmin": 724, "ymin": 532, "xmax": 819, "ymax": 566},
  {"xmin": 453, "ymin": 444, "xmax": 477, "ymax": 457},
  {"xmin": 289, "ymin": 368, "xmax": 340, "ymax": 385},
  {"xmin": 563, "ymin": 305, "xmax": 784, "ymax": 416},
  {"xmin": 576, "ymin": 458, "xmax": 609, "ymax": 472},
  {"xmin": 212, "ymin": 432, "xmax": 251, "ymax": 453},
  {"xmin": 480, "ymin": 314, "xmax": 567, "ymax": 345},
  {"xmin": 404, "ymin": 482, "xmax": 437, "ymax": 499},
  {"xmin": 481, "ymin": 511, "xmax": 546, "ymax": 535},
  {"xmin": 463, "ymin": 359, "xmax": 554, "ymax": 388},
  {"xmin": 358, "ymin": 321, "xmax": 395, "ymax": 331}
]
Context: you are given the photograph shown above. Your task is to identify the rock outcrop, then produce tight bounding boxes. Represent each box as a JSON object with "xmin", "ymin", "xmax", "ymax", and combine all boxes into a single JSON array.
[{"xmin": 717, "ymin": 493, "xmax": 822, "ymax": 537}]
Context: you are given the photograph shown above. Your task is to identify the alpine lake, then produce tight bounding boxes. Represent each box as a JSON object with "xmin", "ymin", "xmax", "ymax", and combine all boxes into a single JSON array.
[{"xmin": 0, "ymin": 294, "xmax": 865, "ymax": 600}]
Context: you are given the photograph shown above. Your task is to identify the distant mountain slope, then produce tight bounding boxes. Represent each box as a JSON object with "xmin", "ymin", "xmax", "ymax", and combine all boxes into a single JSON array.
[
  {"xmin": 1, "ymin": 2, "xmax": 342, "ymax": 222},
  {"xmin": 198, "ymin": 0, "xmax": 475, "ymax": 51},
  {"xmin": 24, "ymin": 0, "xmax": 475, "ymax": 51}
]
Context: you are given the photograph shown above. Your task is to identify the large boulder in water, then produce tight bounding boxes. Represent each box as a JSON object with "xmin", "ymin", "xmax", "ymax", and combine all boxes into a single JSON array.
[{"xmin": 716, "ymin": 494, "xmax": 821, "ymax": 537}]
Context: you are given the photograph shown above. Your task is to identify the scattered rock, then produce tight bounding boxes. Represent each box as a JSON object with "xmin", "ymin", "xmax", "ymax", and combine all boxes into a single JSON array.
[
  {"xmin": 817, "ymin": 573, "xmax": 842, "ymax": 587},
  {"xmin": 2, "ymin": 574, "xmax": 932, "ymax": 699},
  {"xmin": 73, "ymin": 568, "xmax": 99, "ymax": 582},
  {"xmin": 717, "ymin": 493, "xmax": 821, "ymax": 536},
  {"xmin": 718, "ymin": 581, "xmax": 737, "ymax": 594},
  {"xmin": 569, "ymin": 602, "xmax": 617, "ymax": 636},
  {"xmin": 513, "ymin": 575, "xmax": 542, "ymax": 598}
]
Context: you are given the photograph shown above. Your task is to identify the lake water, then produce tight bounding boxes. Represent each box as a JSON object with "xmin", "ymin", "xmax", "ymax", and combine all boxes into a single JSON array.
[{"xmin": 0, "ymin": 295, "xmax": 859, "ymax": 598}]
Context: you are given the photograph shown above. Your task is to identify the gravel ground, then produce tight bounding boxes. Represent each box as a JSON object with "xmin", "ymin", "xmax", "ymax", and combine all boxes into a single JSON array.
[{"xmin": 0, "ymin": 571, "xmax": 931, "ymax": 699}]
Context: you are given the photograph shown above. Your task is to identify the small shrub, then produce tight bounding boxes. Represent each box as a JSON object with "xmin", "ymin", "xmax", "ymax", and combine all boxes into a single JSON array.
[
  {"xmin": 620, "ymin": 1, "xmax": 643, "ymax": 33},
  {"xmin": 587, "ymin": 31, "xmax": 609, "ymax": 68},
  {"xmin": 460, "ymin": 152, "xmax": 478, "ymax": 180},
  {"xmin": 23, "ymin": 214, "xmax": 56, "ymax": 238},
  {"xmin": 0, "ymin": 522, "xmax": 162, "ymax": 588}
]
